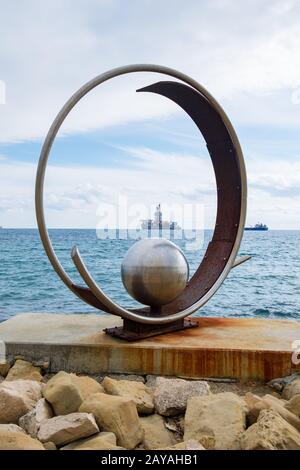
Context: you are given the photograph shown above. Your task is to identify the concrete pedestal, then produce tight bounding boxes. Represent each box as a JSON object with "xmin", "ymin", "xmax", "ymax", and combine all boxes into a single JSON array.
[{"xmin": 0, "ymin": 313, "xmax": 299, "ymax": 381}]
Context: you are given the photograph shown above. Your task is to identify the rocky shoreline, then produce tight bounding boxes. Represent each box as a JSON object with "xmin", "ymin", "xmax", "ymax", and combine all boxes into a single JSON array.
[{"xmin": 0, "ymin": 359, "xmax": 300, "ymax": 450}]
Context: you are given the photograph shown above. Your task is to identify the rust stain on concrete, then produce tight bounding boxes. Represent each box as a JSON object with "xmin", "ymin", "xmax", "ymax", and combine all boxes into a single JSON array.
[{"xmin": 1, "ymin": 313, "xmax": 300, "ymax": 381}]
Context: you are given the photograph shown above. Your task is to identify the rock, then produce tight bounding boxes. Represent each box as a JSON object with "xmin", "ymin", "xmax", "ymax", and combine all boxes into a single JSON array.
[
  {"xmin": 71, "ymin": 375, "xmax": 104, "ymax": 401},
  {"xmin": 0, "ymin": 431, "xmax": 45, "ymax": 450},
  {"xmin": 0, "ymin": 380, "xmax": 42, "ymax": 424},
  {"xmin": 240, "ymin": 409, "xmax": 300, "ymax": 450},
  {"xmin": 156, "ymin": 439, "xmax": 206, "ymax": 450},
  {"xmin": 102, "ymin": 377, "xmax": 154, "ymax": 415},
  {"xmin": 19, "ymin": 398, "xmax": 53, "ymax": 437},
  {"xmin": 267, "ymin": 378, "xmax": 285, "ymax": 392},
  {"xmin": 43, "ymin": 441, "xmax": 57, "ymax": 450},
  {"xmin": 285, "ymin": 394, "xmax": 300, "ymax": 417},
  {"xmin": 5, "ymin": 360, "xmax": 42, "ymax": 382},
  {"xmin": 282, "ymin": 379, "xmax": 300, "ymax": 400},
  {"xmin": 140, "ymin": 414, "xmax": 177, "ymax": 449},
  {"xmin": 245, "ymin": 392, "xmax": 300, "ymax": 431},
  {"xmin": 0, "ymin": 424, "xmax": 26, "ymax": 434},
  {"xmin": 184, "ymin": 392, "xmax": 246, "ymax": 450},
  {"xmin": 245, "ymin": 392, "xmax": 270, "ymax": 425},
  {"xmin": 31, "ymin": 360, "xmax": 50, "ymax": 372},
  {"xmin": 165, "ymin": 416, "xmax": 184, "ymax": 440},
  {"xmin": 43, "ymin": 372, "xmax": 82, "ymax": 415},
  {"xmin": 38, "ymin": 412, "xmax": 99, "ymax": 446},
  {"xmin": 0, "ymin": 362, "xmax": 10, "ymax": 377},
  {"xmin": 268, "ymin": 373, "xmax": 300, "ymax": 392},
  {"xmin": 153, "ymin": 377, "xmax": 210, "ymax": 416},
  {"xmin": 146, "ymin": 375, "xmax": 158, "ymax": 389},
  {"xmin": 61, "ymin": 432, "xmax": 124, "ymax": 450},
  {"xmin": 43, "ymin": 371, "xmax": 103, "ymax": 415},
  {"xmin": 79, "ymin": 392, "xmax": 143, "ymax": 449}
]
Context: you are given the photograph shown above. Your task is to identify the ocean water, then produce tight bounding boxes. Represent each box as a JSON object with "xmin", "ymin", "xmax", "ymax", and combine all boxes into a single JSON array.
[{"xmin": 0, "ymin": 229, "xmax": 299, "ymax": 322}]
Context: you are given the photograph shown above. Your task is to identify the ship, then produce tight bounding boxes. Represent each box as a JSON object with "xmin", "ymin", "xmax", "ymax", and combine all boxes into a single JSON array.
[
  {"xmin": 141, "ymin": 204, "xmax": 181, "ymax": 230},
  {"xmin": 245, "ymin": 223, "xmax": 268, "ymax": 231}
]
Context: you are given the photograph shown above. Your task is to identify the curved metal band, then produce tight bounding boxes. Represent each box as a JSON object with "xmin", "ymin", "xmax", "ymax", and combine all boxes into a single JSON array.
[{"xmin": 35, "ymin": 64, "xmax": 247, "ymax": 324}]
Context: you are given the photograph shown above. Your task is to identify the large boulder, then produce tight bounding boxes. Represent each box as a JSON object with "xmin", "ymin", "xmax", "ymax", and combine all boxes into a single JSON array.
[
  {"xmin": 61, "ymin": 432, "xmax": 124, "ymax": 450},
  {"xmin": 38, "ymin": 412, "xmax": 99, "ymax": 446},
  {"xmin": 285, "ymin": 394, "xmax": 300, "ymax": 417},
  {"xmin": 43, "ymin": 371, "xmax": 103, "ymax": 415},
  {"xmin": 102, "ymin": 377, "xmax": 154, "ymax": 414},
  {"xmin": 140, "ymin": 414, "xmax": 177, "ymax": 449},
  {"xmin": 19, "ymin": 398, "xmax": 54, "ymax": 437},
  {"xmin": 282, "ymin": 379, "xmax": 300, "ymax": 400},
  {"xmin": 0, "ymin": 380, "xmax": 42, "ymax": 424},
  {"xmin": 72, "ymin": 375, "xmax": 104, "ymax": 401},
  {"xmin": 240, "ymin": 409, "xmax": 300, "ymax": 450},
  {"xmin": 153, "ymin": 377, "xmax": 210, "ymax": 416},
  {"xmin": 5, "ymin": 360, "xmax": 42, "ymax": 382},
  {"xmin": 79, "ymin": 392, "xmax": 143, "ymax": 449},
  {"xmin": 184, "ymin": 392, "xmax": 246, "ymax": 450},
  {"xmin": 245, "ymin": 392, "xmax": 300, "ymax": 431},
  {"xmin": 0, "ymin": 431, "xmax": 45, "ymax": 450}
]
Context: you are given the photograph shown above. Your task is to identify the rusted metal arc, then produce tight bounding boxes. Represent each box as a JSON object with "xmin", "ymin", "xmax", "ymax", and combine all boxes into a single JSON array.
[
  {"xmin": 35, "ymin": 64, "xmax": 247, "ymax": 325},
  {"xmin": 137, "ymin": 81, "xmax": 244, "ymax": 315}
]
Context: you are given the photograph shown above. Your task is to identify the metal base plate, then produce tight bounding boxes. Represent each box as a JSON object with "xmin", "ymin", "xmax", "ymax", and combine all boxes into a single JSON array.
[{"xmin": 104, "ymin": 318, "xmax": 199, "ymax": 341}]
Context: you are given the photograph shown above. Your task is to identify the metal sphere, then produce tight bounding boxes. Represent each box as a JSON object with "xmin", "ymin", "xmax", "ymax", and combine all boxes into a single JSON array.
[{"xmin": 121, "ymin": 238, "xmax": 189, "ymax": 307}]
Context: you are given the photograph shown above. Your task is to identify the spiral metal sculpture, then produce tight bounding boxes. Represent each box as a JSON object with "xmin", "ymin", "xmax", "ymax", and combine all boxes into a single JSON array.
[{"xmin": 35, "ymin": 65, "xmax": 248, "ymax": 341}]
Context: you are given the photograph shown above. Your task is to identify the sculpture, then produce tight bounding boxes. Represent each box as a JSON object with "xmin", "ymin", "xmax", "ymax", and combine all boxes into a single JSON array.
[{"xmin": 35, "ymin": 64, "xmax": 249, "ymax": 340}]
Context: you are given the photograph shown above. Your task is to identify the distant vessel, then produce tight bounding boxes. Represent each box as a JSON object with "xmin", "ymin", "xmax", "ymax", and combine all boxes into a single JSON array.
[
  {"xmin": 245, "ymin": 223, "xmax": 268, "ymax": 231},
  {"xmin": 141, "ymin": 204, "xmax": 181, "ymax": 230}
]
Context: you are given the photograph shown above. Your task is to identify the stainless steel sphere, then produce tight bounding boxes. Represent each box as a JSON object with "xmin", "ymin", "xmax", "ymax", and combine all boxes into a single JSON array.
[{"xmin": 121, "ymin": 238, "xmax": 189, "ymax": 307}]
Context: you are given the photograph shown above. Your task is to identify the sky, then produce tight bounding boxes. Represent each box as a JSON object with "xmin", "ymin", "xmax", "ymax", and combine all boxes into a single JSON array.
[{"xmin": 0, "ymin": 0, "xmax": 300, "ymax": 229}]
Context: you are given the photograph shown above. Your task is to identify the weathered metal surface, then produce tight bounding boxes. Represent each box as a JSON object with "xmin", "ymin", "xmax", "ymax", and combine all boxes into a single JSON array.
[
  {"xmin": 139, "ymin": 82, "xmax": 243, "ymax": 316},
  {"xmin": 1, "ymin": 313, "xmax": 299, "ymax": 381},
  {"xmin": 104, "ymin": 318, "xmax": 198, "ymax": 341}
]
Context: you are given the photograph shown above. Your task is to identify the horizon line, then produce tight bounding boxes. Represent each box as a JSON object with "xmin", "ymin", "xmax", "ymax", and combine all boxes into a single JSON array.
[{"xmin": 1, "ymin": 227, "xmax": 300, "ymax": 231}]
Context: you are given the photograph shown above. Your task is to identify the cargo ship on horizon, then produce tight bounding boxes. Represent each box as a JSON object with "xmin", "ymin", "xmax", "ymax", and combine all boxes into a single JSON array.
[{"xmin": 245, "ymin": 223, "xmax": 268, "ymax": 231}]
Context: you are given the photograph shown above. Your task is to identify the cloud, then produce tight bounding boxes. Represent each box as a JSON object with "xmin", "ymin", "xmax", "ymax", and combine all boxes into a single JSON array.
[
  {"xmin": 1, "ymin": 1, "xmax": 300, "ymax": 229},
  {"xmin": 1, "ymin": 0, "xmax": 300, "ymax": 143},
  {"xmin": 0, "ymin": 145, "xmax": 300, "ymax": 229},
  {"xmin": 247, "ymin": 158, "xmax": 300, "ymax": 193}
]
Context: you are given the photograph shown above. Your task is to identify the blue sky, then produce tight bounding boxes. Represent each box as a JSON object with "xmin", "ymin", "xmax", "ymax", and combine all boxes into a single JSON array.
[{"xmin": 0, "ymin": 0, "xmax": 300, "ymax": 228}]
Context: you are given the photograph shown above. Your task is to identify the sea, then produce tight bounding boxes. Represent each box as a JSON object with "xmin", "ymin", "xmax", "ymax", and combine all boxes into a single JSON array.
[{"xmin": 0, "ymin": 229, "xmax": 299, "ymax": 322}]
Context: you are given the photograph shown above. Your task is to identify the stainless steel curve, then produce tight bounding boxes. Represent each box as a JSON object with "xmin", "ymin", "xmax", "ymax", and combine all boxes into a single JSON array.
[
  {"xmin": 71, "ymin": 245, "xmax": 168, "ymax": 323},
  {"xmin": 35, "ymin": 64, "xmax": 247, "ymax": 324},
  {"xmin": 232, "ymin": 255, "xmax": 251, "ymax": 269}
]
